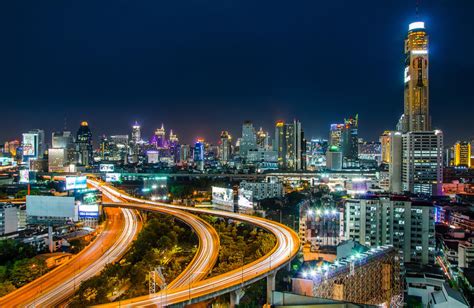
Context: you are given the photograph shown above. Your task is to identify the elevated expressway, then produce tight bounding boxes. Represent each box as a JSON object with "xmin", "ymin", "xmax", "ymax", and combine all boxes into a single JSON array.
[
  {"xmin": 0, "ymin": 193, "xmax": 140, "ymax": 307},
  {"xmin": 94, "ymin": 182, "xmax": 300, "ymax": 307}
]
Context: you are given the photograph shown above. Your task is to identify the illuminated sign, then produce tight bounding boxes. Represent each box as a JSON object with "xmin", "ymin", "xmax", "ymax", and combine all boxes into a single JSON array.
[
  {"xmin": 411, "ymin": 50, "xmax": 428, "ymax": 55},
  {"xmin": 105, "ymin": 173, "xmax": 121, "ymax": 182},
  {"xmin": 65, "ymin": 176, "xmax": 87, "ymax": 190},
  {"xmin": 404, "ymin": 66, "xmax": 410, "ymax": 83},
  {"xmin": 99, "ymin": 164, "xmax": 115, "ymax": 172},
  {"xmin": 19, "ymin": 169, "xmax": 30, "ymax": 183},
  {"xmin": 212, "ymin": 186, "xmax": 234, "ymax": 207},
  {"xmin": 409, "ymin": 21, "xmax": 425, "ymax": 31},
  {"xmin": 78, "ymin": 204, "xmax": 100, "ymax": 218},
  {"xmin": 22, "ymin": 133, "xmax": 37, "ymax": 157}
]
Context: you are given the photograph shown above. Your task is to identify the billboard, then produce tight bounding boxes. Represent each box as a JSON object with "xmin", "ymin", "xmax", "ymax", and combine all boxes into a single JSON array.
[
  {"xmin": 26, "ymin": 195, "xmax": 77, "ymax": 222},
  {"xmin": 99, "ymin": 164, "xmax": 115, "ymax": 172},
  {"xmin": 65, "ymin": 176, "xmax": 87, "ymax": 190},
  {"xmin": 105, "ymin": 173, "xmax": 121, "ymax": 182},
  {"xmin": 78, "ymin": 204, "xmax": 100, "ymax": 218},
  {"xmin": 238, "ymin": 188, "xmax": 254, "ymax": 208},
  {"xmin": 212, "ymin": 186, "xmax": 234, "ymax": 207},
  {"xmin": 22, "ymin": 133, "xmax": 37, "ymax": 157},
  {"xmin": 19, "ymin": 169, "xmax": 30, "ymax": 183}
]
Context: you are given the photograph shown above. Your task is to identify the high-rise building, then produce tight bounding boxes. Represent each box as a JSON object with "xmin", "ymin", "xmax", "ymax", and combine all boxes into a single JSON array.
[
  {"xmin": 179, "ymin": 144, "xmax": 191, "ymax": 163},
  {"xmin": 341, "ymin": 115, "xmax": 359, "ymax": 160},
  {"xmin": 131, "ymin": 121, "xmax": 141, "ymax": 145},
  {"xmin": 380, "ymin": 131, "xmax": 391, "ymax": 164},
  {"xmin": 274, "ymin": 120, "xmax": 305, "ymax": 170},
  {"xmin": 153, "ymin": 124, "xmax": 166, "ymax": 148},
  {"xmin": 239, "ymin": 121, "xmax": 257, "ymax": 159},
  {"xmin": 76, "ymin": 121, "xmax": 93, "ymax": 167},
  {"xmin": 219, "ymin": 131, "xmax": 232, "ymax": 164},
  {"xmin": 256, "ymin": 127, "xmax": 271, "ymax": 150},
  {"xmin": 193, "ymin": 139, "xmax": 204, "ymax": 169},
  {"xmin": 388, "ymin": 131, "xmax": 403, "ymax": 193},
  {"xmin": 22, "ymin": 129, "xmax": 45, "ymax": 161},
  {"xmin": 326, "ymin": 145, "xmax": 342, "ymax": 171},
  {"xmin": 344, "ymin": 196, "xmax": 435, "ymax": 265},
  {"xmin": 402, "ymin": 130, "xmax": 443, "ymax": 195},
  {"xmin": 52, "ymin": 131, "xmax": 74, "ymax": 149},
  {"xmin": 306, "ymin": 139, "xmax": 328, "ymax": 169},
  {"xmin": 454, "ymin": 141, "xmax": 471, "ymax": 168},
  {"xmin": 329, "ymin": 124, "xmax": 344, "ymax": 148},
  {"xmin": 402, "ymin": 21, "xmax": 430, "ymax": 132}
]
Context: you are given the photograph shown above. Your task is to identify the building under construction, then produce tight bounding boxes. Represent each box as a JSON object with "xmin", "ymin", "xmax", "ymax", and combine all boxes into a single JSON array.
[{"xmin": 293, "ymin": 246, "xmax": 402, "ymax": 307}]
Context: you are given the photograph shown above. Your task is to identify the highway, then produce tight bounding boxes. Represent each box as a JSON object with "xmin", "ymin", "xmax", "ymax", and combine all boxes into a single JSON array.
[
  {"xmin": 0, "ymin": 201, "xmax": 140, "ymax": 307},
  {"xmin": 89, "ymin": 180, "xmax": 220, "ymax": 291},
  {"xmin": 94, "ymin": 182, "xmax": 300, "ymax": 307}
]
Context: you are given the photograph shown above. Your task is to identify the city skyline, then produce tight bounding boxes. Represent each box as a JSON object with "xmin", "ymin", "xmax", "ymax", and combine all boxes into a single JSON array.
[{"xmin": 1, "ymin": 1, "xmax": 473, "ymax": 145}]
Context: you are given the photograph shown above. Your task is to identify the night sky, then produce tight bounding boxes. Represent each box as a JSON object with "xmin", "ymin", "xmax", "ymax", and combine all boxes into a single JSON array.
[{"xmin": 1, "ymin": 1, "xmax": 473, "ymax": 145}]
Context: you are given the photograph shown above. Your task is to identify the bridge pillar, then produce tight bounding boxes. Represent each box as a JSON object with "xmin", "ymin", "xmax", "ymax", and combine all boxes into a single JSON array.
[
  {"xmin": 266, "ymin": 272, "xmax": 276, "ymax": 305},
  {"xmin": 230, "ymin": 288, "xmax": 245, "ymax": 307}
]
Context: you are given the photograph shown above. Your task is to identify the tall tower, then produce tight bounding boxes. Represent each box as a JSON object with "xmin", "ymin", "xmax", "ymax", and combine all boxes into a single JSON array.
[
  {"xmin": 403, "ymin": 21, "xmax": 430, "ymax": 132},
  {"xmin": 132, "ymin": 121, "xmax": 141, "ymax": 144}
]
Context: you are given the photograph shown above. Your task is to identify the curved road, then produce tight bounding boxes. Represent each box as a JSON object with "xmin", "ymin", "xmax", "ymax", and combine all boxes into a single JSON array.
[
  {"xmin": 95, "ymin": 183, "xmax": 300, "ymax": 307},
  {"xmin": 0, "ymin": 205, "xmax": 139, "ymax": 307},
  {"xmin": 89, "ymin": 180, "xmax": 220, "ymax": 291}
]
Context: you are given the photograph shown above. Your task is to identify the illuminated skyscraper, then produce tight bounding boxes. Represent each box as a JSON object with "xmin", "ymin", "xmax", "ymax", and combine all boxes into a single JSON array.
[
  {"xmin": 239, "ymin": 121, "xmax": 257, "ymax": 159},
  {"xmin": 329, "ymin": 124, "xmax": 344, "ymax": 148},
  {"xmin": 153, "ymin": 124, "xmax": 166, "ymax": 148},
  {"xmin": 341, "ymin": 115, "xmax": 359, "ymax": 160},
  {"xmin": 219, "ymin": 131, "xmax": 232, "ymax": 164},
  {"xmin": 76, "ymin": 121, "xmax": 93, "ymax": 166},
  {"xmin": 131, "ymin": 121, "xmax": 141, "ymax": 145},
  {"xmin": 274, "ymin": 120, "xmax": 305, "ymax": 170},
  {"xmin": 380, "ymin": 131, "xmax": 391, "ymax": 164},
  {"xmin": 454, "ymin": 141, "xmax": 471, "ymax": 168},
  {"xmin": 402, "ymin": 21, "xmax": 430, "ymax": 132},
  {"xmin": 256, "ymin": 127, "xmax": 270, "ymax": 149}
]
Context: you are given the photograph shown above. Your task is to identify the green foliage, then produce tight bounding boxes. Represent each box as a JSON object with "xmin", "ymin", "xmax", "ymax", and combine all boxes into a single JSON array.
[
  {"xmin": 9, "ymin": 258, "xmax": 47, "ymax": 287},
  {"xmin": 0, "ymin": 281, "xmax": 16, "ymax": 297},
  {"xmin": 70, "ymin": 212, "xmax": 197, "ymax": 306},
  {"xmin": 0, "ymin": 240, "xmax": 37, "ymax": 265}
]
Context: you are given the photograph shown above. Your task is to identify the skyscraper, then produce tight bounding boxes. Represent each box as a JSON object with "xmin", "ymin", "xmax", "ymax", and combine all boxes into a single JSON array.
[
  {"xmin": 402, "ymin": 21, "xmax": 430, "ymax": 132},
  {"xmin": 239, "ymin": 121, "xmax": 257, "ymax": 159},
  {"xmin": 329, "ymin": 124, "xmax": 344, "ymax": 148},
  {"xmin": 454, "ymin": 141, "xmax": 471, "ymax": 168},
  {"xmin": 256, "ymin": 127, "xmax": 270, "ymax": 149},
  {"xmin": 153, "ymin": 124, "xmax": 166, "ymax": 148},
  {"xmin": 131, "ymin": 121, "xmax": 141, "ymax": 145},
  {"xmin": 219, "ymin": 131, "xmax": 232, "ymax": 164},
  {"xmin": 76, "ymin": 121, "xmax": 93, "ymax": 167},
  {"xmin": 402, "ymin": 130, "xmax": 443, "ymax": 195},
  {"xmin": 274, "ymin": 120, "xmax": 305, "ymax": 170},
  {"xmin": 341, "ymin": 115, "xmax": 359, "ymax": 160}
]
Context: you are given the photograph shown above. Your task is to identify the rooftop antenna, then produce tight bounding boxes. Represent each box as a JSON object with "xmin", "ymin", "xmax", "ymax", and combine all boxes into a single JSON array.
[{"xmin": 64, "ymin": 116, "xmax": 67, "ymax": 131}]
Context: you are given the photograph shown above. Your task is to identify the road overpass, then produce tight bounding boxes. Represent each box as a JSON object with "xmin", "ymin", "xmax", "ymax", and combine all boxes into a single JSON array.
[{"xmin": 95, "ymin": 183, "xmax": 300, "ymax": 307}]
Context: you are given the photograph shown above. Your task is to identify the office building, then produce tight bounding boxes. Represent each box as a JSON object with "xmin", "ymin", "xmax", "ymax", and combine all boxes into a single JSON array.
[
  {"xmin": 48, "ymin": 148, "xmax": 68, "ymax": 172},
  {"xmin": 52, "ymin": 131, "xmax": 74, "ymax": 149},
  {"xmin": 341, "ymin": 115, "xmax": 359, "ymax": 160},
  {"xmin": 402, "ymin": 130, "xmax": 443, "ymax": 195},
  {"xmin": 380, "ymin": 131, "xmax": 391, "ymax": 164},
  {"xmin": 306, "ymin": 139, "xmax": 328, "ymax": 170},
  {"xmin": 239, "ymin": 121, "xmax": 257, "ymax": 159},
  {"xmin": 152, "ymin": 124, "xmax": 167, "ymax": 149},
  {"xmin": 219, "ymin": 131, "xmax": 232, "ymax": 164},
  {"xmin": 256, "ymin": 127, "xmax": 271, "ymax": 149},
  {"xmin": 454, "ymin": 141, "xmax": 471, "ymax": 168},
  {"xmin": 326, "ymin": 146, "xmax": 342, "ymax": 171},
  {"xmin": 387, "ymin": 131, "xmax": 403, "ymax": 193},
  {"xmin": 344, "ymin": 196, "xmax": 435, "ymax": 265},
  {"xmin": 239, "ymin": 180, "xmax": 284, "ymax": 200},
  {"xmin": 131, "ymin": 121, "xmax": 141, "ymax": 144},
  {"xmin": 75, "ymin": 121, "xmax": 93, "ymax": 167},
  {"xmin": 179, "ymin": 144, "xmax": 191, "ymax": 163},
  {"xmin": 274, "ymin": 120, "xmax": 306, "ymax": 170},
  {"xmin": 22, "ymin": 129, "xmax": 45, "ymax": 160},
  {"xmin": 402, "ymin": 21, "xmax": 430, "ymax": 132},
  {"xmin": 0, "ymin": 203, "xmax": 18, "ymax": 235}
]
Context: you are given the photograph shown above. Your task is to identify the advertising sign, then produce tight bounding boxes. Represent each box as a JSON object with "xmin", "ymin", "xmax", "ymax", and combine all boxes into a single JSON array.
[
  {"xmin": 65, "ymin": 176, "xmax": 87, "ymax": 190},
  {"xmin": 99, "ymin": 164, "xmax": 115, "ymax": 172},
  {"xmin": 78, "ymin": 204, "xmax": 100, "ymax": 218},
  {"xmin": 238, "ymin": 188, "xmax": 254, "ymax": 208},
  {"xmin": 26, "ymin": 195, "xmax": 77, "ymax": 222},
  {"xmin": 19, "ymin": 169, "xmax": 30, "ymax": 183},
  {"xmin": 212, "ymin": 186, "xmax": 234, "ymax": 207},
  {"xmin": 22, "ymin": 133, "xmax": 37, "ymax": 157},
  {"xmin": 105, "ymin": 173, "xmax": 121, "ymax": 182}
]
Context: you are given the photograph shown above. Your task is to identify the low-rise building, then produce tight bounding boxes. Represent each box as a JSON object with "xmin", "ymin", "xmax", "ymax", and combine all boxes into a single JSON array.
[
  {"xmin": 0, "ymin": 203, "xmax": 18, "ymax": 235},
  {"xmin": 239, "ymin": 180, "xmax": 284, "ymax": 200}
]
